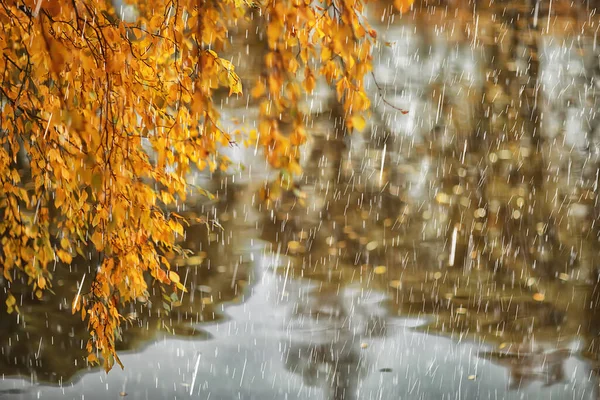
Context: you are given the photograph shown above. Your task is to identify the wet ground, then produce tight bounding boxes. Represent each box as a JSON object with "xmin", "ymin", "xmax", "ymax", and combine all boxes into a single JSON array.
[{"xmin": 3, "ymin": 1, "xmax": 600, "ymax": 399}]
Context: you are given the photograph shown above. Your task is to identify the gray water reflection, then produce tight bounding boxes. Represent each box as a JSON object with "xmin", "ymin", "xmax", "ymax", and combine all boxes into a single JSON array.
[
  {"xmin": 0, "ymin": 249, "xmax": 594, "ymax": 399},
  {"xmin": 4, "ymin": 1, "xmax": 600, "ymax": 399}
]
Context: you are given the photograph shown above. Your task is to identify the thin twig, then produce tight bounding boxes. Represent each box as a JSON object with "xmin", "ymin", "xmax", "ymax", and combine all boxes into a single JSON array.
[{"xmin": 370, "ymin": 71, "xmax": 409, "ymax": 114}]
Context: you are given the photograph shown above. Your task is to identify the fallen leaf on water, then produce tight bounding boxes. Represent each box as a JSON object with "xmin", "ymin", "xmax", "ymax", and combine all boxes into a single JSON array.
[
  {"xmin": 287, "ymin": 241, "xmax": 301, "ymax": 252},
  {"xmin": 389, "ymin": 280, "xmax": 401, "ymax": 289},
  {"xmin": 374, "ymin": 266, "xmax": 387, "ymax": 275},
  {"xmin": 558, "ymin": 273, "xmax": 569, "ymax": 281},
  {"xmin": 366, "ymin": 241, "xmax": 378, "ymax": 251},
  {"xmin": 186, "ymin": 255, "xmax": 205, "ymax": 266}
]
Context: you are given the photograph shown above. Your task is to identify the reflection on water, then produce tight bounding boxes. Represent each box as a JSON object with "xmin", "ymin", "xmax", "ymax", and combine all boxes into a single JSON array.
[
  {"xmin": 282, "ymin": 284, "xmax": 387, "ymax": 400},
  {"xmin": 479, "ymin": 345, "xmax": 571, "ymax": 390},
  {"xmin": 4, "ymin": 0, "xmax": 600, "ymax": 398}
]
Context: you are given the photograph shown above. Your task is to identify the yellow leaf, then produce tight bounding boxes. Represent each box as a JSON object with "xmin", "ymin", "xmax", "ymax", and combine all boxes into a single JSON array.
[
  {"xmin": 168, "ymin": 271, "xmax": 180, "ymax": 284},
  {"xmin": 6, "ymin": 293, "xmax": 16, "ymax": 308},
  {"xmin": 350, "ymin": 115, "xmax": 367, "ymax": 132},
  {"xmin": 336, "ymin": 77, "xmax": 347, "ymax": 100},
  {"xmin": 229, "ymin": 73, "xmax": 243, "ymax": 95},
  {"xmin": 176, "ymin": 281, "xmax": 188, "ymax": 293},
  {"xmin": 57, "ymin": 249, "xmax": 73, "ymax": 264},
  {"xmin": 91, "ymin": 231, "xmax": 104, "ymax": 251},
  {"xmin": 373, "ymin": 266, "xmax": 387, "ymax": 275},
  {"xmin": 394, "ymin": 0, "xmax": 414, "ymax": 12},
  {"xmin": 251, "ymin": 80, "xmax": 266, "ymax": 98},
  {"xmin": 168, "ymin": 219, "xmax": 184, "ymax": 236},
  {"xmin": 55, "ymin": 188, "xmax": 66, "ymax": 208},
  {"xmin": 303, "ymin": 68, "xmax": 316, "ymax": 93},
  {"xmin": 267, "ymin": 22, "xmax": 281, "ymax": 48},
  {"xmin": 288, "ymin": 58, "xmax": 299, "ymax": 74}
]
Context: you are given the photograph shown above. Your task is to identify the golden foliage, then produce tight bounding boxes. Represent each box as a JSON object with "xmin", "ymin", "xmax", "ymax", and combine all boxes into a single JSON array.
[{"xmin": 0, "ymin": 0, "xmax": 413, "ymax": 371}]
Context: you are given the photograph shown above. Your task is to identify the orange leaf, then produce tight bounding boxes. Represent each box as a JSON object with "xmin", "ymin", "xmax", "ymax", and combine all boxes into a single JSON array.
[
  {"xmin": 394, "ymin": 0, "xmax": 414, "ymax": 12},
  {"xmin": 87, "ymin": 353, "xmax": 98, "ymax": 364}
]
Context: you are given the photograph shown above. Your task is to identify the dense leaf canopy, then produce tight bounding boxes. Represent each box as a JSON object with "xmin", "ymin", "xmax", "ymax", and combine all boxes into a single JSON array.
[{"xmin": 0, "ymin": 0, "xmax": 412, "ymax": 370}]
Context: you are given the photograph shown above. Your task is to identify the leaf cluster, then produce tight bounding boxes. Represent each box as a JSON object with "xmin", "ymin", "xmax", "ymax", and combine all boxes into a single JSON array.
[{"xmin": 0, "ymin": 0, "xmax": 413, "ymax": 371}]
